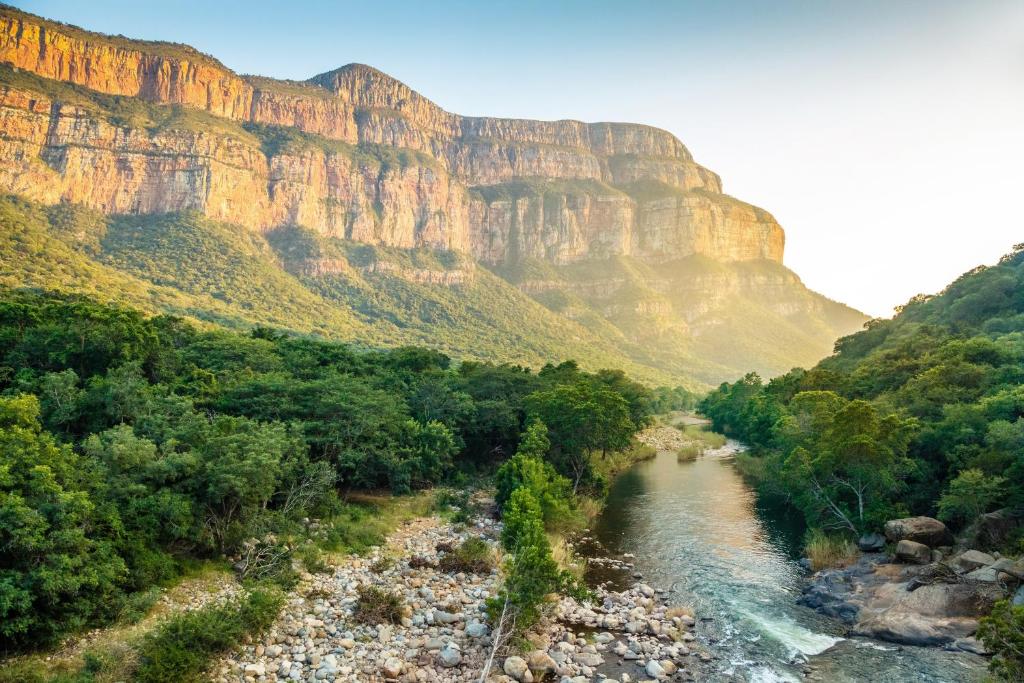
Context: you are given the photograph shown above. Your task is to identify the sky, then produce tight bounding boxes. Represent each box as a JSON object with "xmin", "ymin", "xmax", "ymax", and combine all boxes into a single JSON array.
[{"xmin": 17, "ymin": 0, "xmax": 1024, "ymax": 317}]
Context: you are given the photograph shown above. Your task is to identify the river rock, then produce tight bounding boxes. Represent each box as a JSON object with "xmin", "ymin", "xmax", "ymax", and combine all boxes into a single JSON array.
[
  {"xmin": 858, "ymin": 533, "xmax": 886, "ymax": 552},
  {"xmin": 954, "ymin": 550, "xmax": 995, "ymax": 572},
  {"xmin": 646, "ymin": 659, "xmax": 666, "ymax": 678},
  {"xmin": 965, "ymin": 566, "xmax": 1000, "ymax": 583},
  {"xmin": 884, "ymin": 517, "xmax": 952, "ymax": 547},
  {"xmin": 503, "ymin": 655, "xmax": 530, "ymax": 680},
  {"xmin": 527, "ymin": 650, "xmax": 557, "ymax": 675},
  {"xmin": 960, "ymin": 508, "xmax": 1023, "ymax": 549},
  {"xmin": 382, "ymin": 657, "xmax": 403, "ymax": 679},
  {"xmin": 437, "ymin": 643, "xmax": 462, "ymax": 667},
  {"xmin": 895, "ymin": 539, "xmax": 931, "ymax": 564}
]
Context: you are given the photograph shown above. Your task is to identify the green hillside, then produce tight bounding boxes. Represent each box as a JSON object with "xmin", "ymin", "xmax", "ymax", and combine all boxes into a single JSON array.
[
  {"xmin": 0, "ymin": 197, "xmax": 685, "ymax": 385},
  {"xmin": 702, "ymin": 245, "xmax": 1024, "ymax": 534}
]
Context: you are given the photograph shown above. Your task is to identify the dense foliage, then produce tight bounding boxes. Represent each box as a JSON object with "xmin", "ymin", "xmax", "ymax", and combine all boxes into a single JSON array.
[
  {"xmin": 701, "ymin": 246, "xmax": 1024, "ymax": 536},
  {"xmin": 0, "ymin": 289, "xmax": 652, "ymax": 651}
]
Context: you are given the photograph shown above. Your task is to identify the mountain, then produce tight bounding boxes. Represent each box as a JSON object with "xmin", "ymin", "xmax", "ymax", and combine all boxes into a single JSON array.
[{"xmin": 0, "ymin": 4, "xmax": 866, "ymax": 387}]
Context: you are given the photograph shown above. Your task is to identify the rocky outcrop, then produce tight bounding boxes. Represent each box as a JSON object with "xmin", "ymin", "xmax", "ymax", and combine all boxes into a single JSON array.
[
  {"xmin": 884, "ymin": 517, "xmax": 954, "ymax": 548},
  {"xmin": 0, "ymin": 5, "xmax": 783, "ymax": 267}
]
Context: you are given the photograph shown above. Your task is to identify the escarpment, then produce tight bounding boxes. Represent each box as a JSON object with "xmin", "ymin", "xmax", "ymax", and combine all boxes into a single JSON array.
[
  {"xmin": 0, "ymin": 4, "xmax": 865, "ymax": 386},
  {"xmin": 0, "ymin": 5, "xmax": 781, "ymax": 265}
]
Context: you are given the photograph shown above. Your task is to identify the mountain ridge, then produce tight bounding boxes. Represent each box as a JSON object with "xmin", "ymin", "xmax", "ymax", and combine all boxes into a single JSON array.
[{"xmin": 0, "ymin": 4, "xmax": 867, "ymax": 386}]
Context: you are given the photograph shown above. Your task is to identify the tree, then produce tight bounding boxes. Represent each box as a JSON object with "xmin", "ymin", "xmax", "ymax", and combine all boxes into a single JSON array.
[
  {"xmin": 937, "ymin": 469, "xmax": 1006, "ymax": 525},
  {"xmin": 778, "ymin": 392, "xmax": 916, "ymax": 533},
  {"xmin": 494, "ymin": 420, "xmax": 574, "ymax": 528},
  {"xmin": 0, "ymin": 395, "xmax": 127, "ymax": 647},
  {"xmin": 526, "ymin": 381, "xmax": 635, "ymax": 491}
]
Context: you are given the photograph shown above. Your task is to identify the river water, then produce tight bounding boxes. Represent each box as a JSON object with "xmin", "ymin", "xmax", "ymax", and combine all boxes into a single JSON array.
[{"xmin": 582, "ymin": 440, "xmax": 987, "ymax": 682}]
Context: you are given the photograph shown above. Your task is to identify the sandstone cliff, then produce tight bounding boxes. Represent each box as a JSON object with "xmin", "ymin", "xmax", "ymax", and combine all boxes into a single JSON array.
[{"xmin": 0, "ymin": 5, "xmax": 782, "ymax": 265}]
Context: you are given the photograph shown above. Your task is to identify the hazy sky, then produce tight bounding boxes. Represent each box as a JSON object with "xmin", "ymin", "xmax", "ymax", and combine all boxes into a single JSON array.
[{"xmin": 18, "ymin": 0, "xmax": 1024, "ymax": 316}]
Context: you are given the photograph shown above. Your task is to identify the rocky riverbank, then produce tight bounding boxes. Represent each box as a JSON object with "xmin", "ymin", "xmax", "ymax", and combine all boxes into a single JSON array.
[
  {"xmin": 214, "ymin": 507, "xmax": 712, "ymax": 683},
  {"xmin": 798, "ymin": 516, "xmax": 1022, "ymax": 654}
]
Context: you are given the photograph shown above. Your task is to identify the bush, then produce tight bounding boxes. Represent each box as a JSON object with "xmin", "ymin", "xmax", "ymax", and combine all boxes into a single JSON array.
[
  {"xmin": 978, "ymin": 599, "xmax": 1024, "ymax": 681},
  {"xmin": 491, "ymin": 487, "xmax": 565, "ymax": 629},
  {"xmin": 804, "ymin": 529, "xmax": 858, "ymax": 571},
  {"xmin": 134, "ymin": 587, "xmax": 283, "ymax": 683},
  {"xmin": 353, "ymin": 585, "xmax": 403, "ymax": 625},
  {"xmin": 438, "ymin": 537, "xmax": 495, "ymax": 574}
]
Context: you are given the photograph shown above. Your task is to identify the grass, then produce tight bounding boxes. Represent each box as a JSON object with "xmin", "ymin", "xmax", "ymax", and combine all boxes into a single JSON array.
[
  {"xmin": 437, "ymin": 537, "xmax": 496, "ymax": 574},
  {"xmin": 353, "ymin": 586, "xmax": 404, "ymax": 626},
  {"xmin": 549, "ymin": 534, "xmax": 586, "ymax": 580},
  {"xmin": 804, "ymin": 529, "xmax": 859, "ymax": 571},
  {"xmin": 592, "ymin": 442, "xmax": 657, "ymax": 482}
]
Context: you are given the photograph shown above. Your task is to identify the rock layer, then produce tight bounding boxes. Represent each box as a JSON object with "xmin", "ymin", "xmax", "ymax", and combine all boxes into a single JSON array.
[{"xmin": 0, "ymin": 5, "xmax": 783, "ymax": 265}]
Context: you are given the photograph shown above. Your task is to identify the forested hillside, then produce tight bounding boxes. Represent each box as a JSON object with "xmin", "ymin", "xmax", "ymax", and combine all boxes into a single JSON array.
[
  {"xmin": 0, "ymin": 289, "xmax": 654, "ymax": 652},
  {"xmin": 701, "ymin": 245, "xmax": 1024, "ymax": 535}
]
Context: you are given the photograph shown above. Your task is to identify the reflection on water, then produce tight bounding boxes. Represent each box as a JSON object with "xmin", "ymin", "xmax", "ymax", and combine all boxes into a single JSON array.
[{"xmin": 585, "ymin": 442, "xmax": 986, "ymax": 682}]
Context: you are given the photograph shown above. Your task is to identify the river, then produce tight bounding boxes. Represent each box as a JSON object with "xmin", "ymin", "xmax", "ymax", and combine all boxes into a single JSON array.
[{"xmin": 580, "ymin": 439, "xmax": 987, "ymax": 682}]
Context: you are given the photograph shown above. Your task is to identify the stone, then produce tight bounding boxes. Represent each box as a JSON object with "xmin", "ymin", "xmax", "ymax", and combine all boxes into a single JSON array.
[
  {"xmin": 243, "ymin": 662, "xmax": 266, "ymax": 677},
  {"xmin": 646, "ymin": 659, "xmax": 666, "ymax": 678},
  {"xmin": 465, "ymin": 621, "xmax": 489, "ymax": 638},
  {"xmin": 954, "ymin": 550, "xmax": 996, "ymax": 572},
  {"xmin": 965, "ymin": 566, "xmax": 1000, "ymax": 583},
  {"xmin": 527, "ymin": 649, "xmax": 558, "ymax": 675},
  {"xmin": 575, "ymin": 652, "xmax": 604, "ymax": 667},
  {"xmin": 433, "ymin": 609, "xmax": 460, "ymax": 624},
  {"xmin": 894, "ymin": 539, "xmax": 931, "ymax": 564},
  {"xmin": 382, "ymin": 657, "xmax": 404, "ymax": 679},
  {"xmin": 437, "ymin": 643, "xmax": 462, "ymax": 668},
  {"xmin": 884, "ymin": 517, "xmax": 952, "ymax": 547},
  {"xmin": 858, "ymin": 533, "xmax": 886, "ymax": 552},
  {"xmin": 504, "ymin": 656, "xmax": 530, "ymax": 681}
]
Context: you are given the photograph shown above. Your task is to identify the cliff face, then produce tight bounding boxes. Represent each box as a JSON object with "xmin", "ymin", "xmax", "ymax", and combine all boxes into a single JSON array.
[{"xmin": 0, "ymin": 5, "xmax": 782, "ymax": 265}]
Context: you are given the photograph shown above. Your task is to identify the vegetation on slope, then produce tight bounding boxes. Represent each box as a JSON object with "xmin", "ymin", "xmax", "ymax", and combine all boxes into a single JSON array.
[
  {"xmin": 701, "ymin": 245, "xmax": 1024, "ymax": 538},
  {"xmin": 0, "ymin": 289, "xmax": 654, "ymax": 654}
]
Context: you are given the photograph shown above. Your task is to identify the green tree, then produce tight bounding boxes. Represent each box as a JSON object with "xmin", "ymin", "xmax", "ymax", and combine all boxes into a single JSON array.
[
  {"xmin": 494, "ymin": 420, "xmax": 574, "ymax": 529},
  {"xmin": 937, "ymin": 468, "xmax": 1006, "ymax": 525},
  {"xmin": 778, "ymin": 392, "xmax": 916, "ymax": 533},
  {"xmin": 978, "ymin": 600, "xmax": 1024, "ymax": 681},
  {"xmin": 0, "ymin": 395, "xmax": 127, "ymax": 647},
  {"xmin": 526, "ymin": 381, "xmax": 635, "ymax": 491}
]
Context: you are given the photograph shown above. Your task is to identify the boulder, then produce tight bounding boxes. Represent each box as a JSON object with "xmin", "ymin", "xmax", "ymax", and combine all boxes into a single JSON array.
[
  {"xmin": 884, "ymin": 517, "xmax": 952, "ymax": 547},
  {"xmin": 960, "ymin": 508, "xmax": 1023, "ymax": 550},
  {"xmin": 527, "ymin": 650, "xmax": 557, "ymax": 676},
  {"xmin": 895, "ymin": 539, "xmax": 932, "ymax": 565},
  {"xmin": 858, "ymin": 533, "xmax": 886, "ymax": 552},
  {"xmin": 964, "ymin": 566, "xmax": 1000, "ymax": 583},
  {"xmin": 646, "ymin": 659, "xmax": 666, "ymax": 678},
  {"xmin": 992, "ymin": 557, "xmax": 1024, "ymax": 580},
  {"xmin": 954, "ymin": 550, "xmax": 996, "ymax": 572},
  {"xmin": 503, "ymin": 656, "xmax": 530, "ymax": 681}
]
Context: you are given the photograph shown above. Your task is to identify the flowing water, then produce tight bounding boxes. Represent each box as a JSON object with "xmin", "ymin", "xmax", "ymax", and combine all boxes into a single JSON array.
[{"xmin": 582, "ymin": 440, "xmax": 988, "ymax": 682}]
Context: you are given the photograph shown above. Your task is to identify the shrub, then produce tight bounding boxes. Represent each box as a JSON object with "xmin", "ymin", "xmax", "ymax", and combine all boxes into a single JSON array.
[
  {"xmin": 438, "ymin": 537, "xmax": 495, "ymax": 574},
  {"xmin": 408, "ymin": 555, "xmax": 436, "ymax": 569},
  {"xmin": 937, "ymin": 468, "xmax": 1007, "ymax": 525},
  {"xmin": 491, "ymin": 488, "xmax": 566, "ymax": 629},
  {"xmin": 804, "ymin": 529, "xmax": 858, "ymax": 571},
  {"xmin": 353, "ymin": 585, "xmax": 403, "ymax": 625},
  {"xmin": 134, "ymin": 587, "xmax": 283, "ymax": 683},
  {"xmin": 370, "ymin": 556, "xmax": 395, "ymax": 573},
  {"xmin": 295, "ymin": 544, "xmax": 331, "ymax": 574},
  {"xmin": 978, "ymin": 599, "xmax": 1024, "ymax": 681}
]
